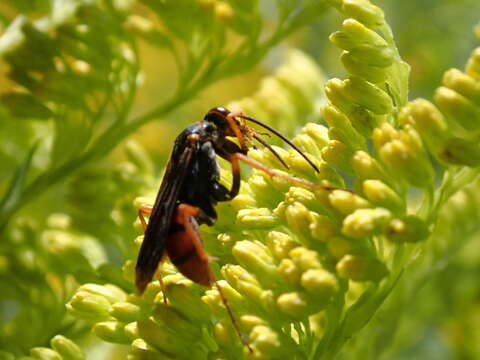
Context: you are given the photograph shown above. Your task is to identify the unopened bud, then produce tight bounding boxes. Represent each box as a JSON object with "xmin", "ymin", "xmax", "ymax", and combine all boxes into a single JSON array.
[
  {"xmin": 344, "ymin": 76, "xmax": 393, "ymax": 114},
  {"xmin": 336, "ymin": 254, "xmax": 388, "ymax": 282},
  {"xmin": 363, "ymin": 180, "xmax": 404, "ymax": 213},
  {"xmin": 342, "ymin": 0, "xmax": 385, "ymax": 28},
  {"xmin": 329, "ymin": 190, "xmax": 371, "ymax": 216},
  {"xmin": 466, "ymin": 48, "xmax": 480, "ymax": 79},
  {"xmin": 236, "ymin": 208, "xmax": 277, "ymax": 229},
  {"xmin": 385, "ymin": 216, "xmax": 430, "ymax": 243},
  {"xmin": 434, "ymin": 86, "xmax": 480, "ymax": 131},
  {"xmin": 301, "ymin": 269, "xmax": 338, "ymax": 301},
  {"xmin": 29, "ymin": 348, "xmax": 61, "ymax": 360},
  {"xmin": 93, "ymin": 321, "xmax": 130, "ymax": 344},
  {"xmin": 342, "ymin": 207, "xmax": 391, "ymax": 238},
  {"xmin": 50, "ymin": 335, "xmax": 84, "ymax": 360}
]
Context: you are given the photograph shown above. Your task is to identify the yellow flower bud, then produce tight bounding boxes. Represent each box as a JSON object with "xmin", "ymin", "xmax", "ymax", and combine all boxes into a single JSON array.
[
  {"xmin": 342, "ymin": 0, "xmax": 385, "ymax": 28},
  {"xmin": 344, "ymin": 77, "xmax": 393, "ymax": 114},
  {"xmin": 330, "ymin": 19, "xmax": 388, "ymax": 51},
  {"xmin": 300, "ymin": 269, "xmax": 339, "ymax": 301},
  {"xmin": 232, "ymin": 241, "xmax": 279, "ymax": 287},
  {"xmin": 130, "ymin": 338, "xmax": 165, "ymax": 359},
  {"xmin": 240, "ymin": 315, "xmax": 267, "ymax": 332},
  {"xmin": 443, "ymin": 68, "xmax": 480, "ymax": 104},
  {"xmin": 434, "ymin": 86, "xmax": 480, "ymax": 131},
  {"xmin": 363, "ymin": 180, "xmax": 405, "ymax": 213},
  {"xmin": 289, "ymin": 247, "xmax": 322, "ymax": 272},
  {"xmin": 93, "ymin": 321, "xmax": 130, "ymax": 344},
  {"xmin": 321, "ymin": 140, "xmax": 355, "ymax": 174},
  {"xmin": 277, "ymin": 292, "xmax": 314, "ymax": 318},
  {"xmin": 322, "ymin": 103, "xmax": 366, "ymax": 148},
  {"xmin": 385, "ymin": 216, "xmax": 430, "ymax": 243},
  {"xmin": 30, "ymin": 348, "xmax": 61, "ymax": 360},
  {"xmin": 466, "ymin": 47, "xmax": 480, "ymax": 79},
  {"xmin": 347, "ymin": 44, "xmax": 395, "ymax": 67},
  {"xmin": 329, "ymin": 190, "xmax": 371, "ymax": 216},
  {"xmin": 341, "ymin": 51, "xmax": 389, "ymax": 83},
  {"xmin": 50, "ymin": 335, "xmax": 84, "ymax": 360},
  {"xmin": 309, "ymin": 213, "xmax": 339, "ymax": 242},
  {"xmin": 284, "ymin": 202, "xmax": 314, "ymax": 244},
  {"xmin": 342, "ymin": 207, "xmax": 392, "ymax": 238},
  {"xmin": 236, "ymin": 208, "xmax": 277, "ymax": 229},
  {"xmin": 278, "ymin": 258, "xmax": 301, "ymax": 286},
  {"xmin": 265, "ymin": 231, "xmax": 298, "ymax": 260},
  {"xmin": 351, "ymin": 150, "xmax": 390, "ymax": 183},
  {"xmin": 336, "ymin": 254, "xmax": 388, "ymax": 282},
  {"xmin": 110, "ymin": 301, "xmax": 141, "ymax": 323},
  {"xmin": 66, "ymin": 291, "xmax": 112, "ymax": 321},
  {"xmin": 399, "ymin": 99, "xmax": 449, "ymax": 151},
  {"xmin": 250, "ymin": 325, "xmax": 285, "ymax": 358}
]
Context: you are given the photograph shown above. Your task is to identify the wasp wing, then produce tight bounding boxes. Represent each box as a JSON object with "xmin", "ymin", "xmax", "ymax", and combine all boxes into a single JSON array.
[{"xmin": 135, "ymin": 136, "xmax": 197, "ymax": 293}]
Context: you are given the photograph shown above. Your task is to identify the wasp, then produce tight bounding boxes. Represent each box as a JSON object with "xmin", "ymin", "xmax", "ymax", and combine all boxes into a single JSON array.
[{"xmin": 135, "ymin": 107, "xmax": 330, "ymax": 351}]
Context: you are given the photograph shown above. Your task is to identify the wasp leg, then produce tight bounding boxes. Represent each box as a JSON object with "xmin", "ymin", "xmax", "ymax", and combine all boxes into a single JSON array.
[
  {"xmin": 230, "ymin": 152, "xmax": 340, "ymax": 192},
  {"xmin": 170, "ymin": 204, "xmax": 252, "ymax": 353},
  {"xmin": 138, "ymin": 205, "xmax": 168, "ymax": 304}
]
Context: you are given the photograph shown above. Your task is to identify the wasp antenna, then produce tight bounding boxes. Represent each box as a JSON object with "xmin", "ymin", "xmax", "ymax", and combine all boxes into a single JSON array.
[
  {"xmin": 240, "ymin": 115, "xmax": 320, "ymax": 173},
  {"xmin": 253, "ymin": 134, "xmax": 290, "ymax": 170}
]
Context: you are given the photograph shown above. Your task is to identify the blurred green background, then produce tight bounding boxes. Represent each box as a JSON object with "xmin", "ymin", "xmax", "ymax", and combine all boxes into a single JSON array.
[{"xmin": 0, "ymin": 0, "xmax": 479, "ymax": 359}]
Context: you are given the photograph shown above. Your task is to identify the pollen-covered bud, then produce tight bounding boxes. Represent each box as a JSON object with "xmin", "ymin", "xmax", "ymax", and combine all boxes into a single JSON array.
[
  {"xmin": 29, "ymin": 347, "xmax": 62, "ymax": 360},
  {"xmin": 329, "ymin": 189, "xmax": 371, "ymax": 216},
  {"xmin": 300, "ymin": 269, "xmax": 339, "ymax": 301},
  {"xmin": 399, "ymin": 99, "xmax": 449, "ymax": 152},
  {"xmin": 363, "ymin": 180, "xmax": 405, "ymax": 213},
  {"xmin": 443, "ymin": 69, "xmax": 480, "ymax": 104},
  {"xmin": 385, "ymin": 216, "xmax": 430, "ymax": 243},
  {"xmin": 466, "ymin": 47, "xmax": 480, "ymax": 79},
  {"xmin": 342, "ymin": 207, "xmax": 392, "ymax": 238},
  {"xmin": 265, "ymin": 231, "xmax": 298, "ymax": 260},
  {"xmin": 110, "ymin": 301, "xmax": 141, "ymax": 323},
  {"xmin": 351, "ymin": 151, "xmax": 390, "ymax": 183},
  {"xmin": 343, "ymin": 76, "xmax": 393, "ymax": 114},
  {"xmin": 434, "ymin": 86, "xmax": 480, "ymax": 131},
  {"xmin": 336, "ymin": 254, "xmax": 388, "ymax": 282},
  {"xmin": 321, "ymin": 140, "xmax": 355, "ymax": 174},
  {"xmin": 437, "ymin": 137, "xmax": 480, "ymax": 167},
  {"xmin": 236, "ymin": 208, "xmax": 278, "ymax": 229},
  {"xmin": 342, "ymin": 0, "xmax": 385, "ymax": 28},
  {"xmin": 50, "ymin": 336, "xmax": 84, "ymax": 360},
  {"xmin": 232, "ymin": 241, "xmax": 280, "ymax": 288},
  {"xmin": 93, "ymin": 321, "xmax": 130, "ymax": 344},
  {"xmin": 322, "ymin": 103, "xmax": 366, "ymax": 149}
]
